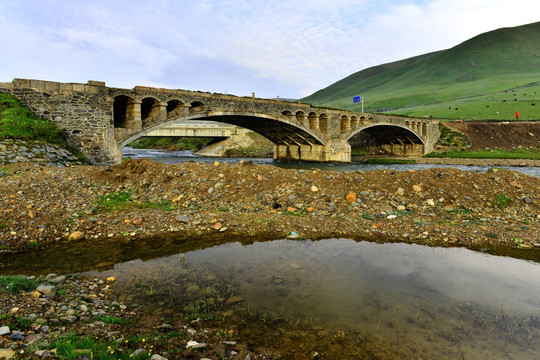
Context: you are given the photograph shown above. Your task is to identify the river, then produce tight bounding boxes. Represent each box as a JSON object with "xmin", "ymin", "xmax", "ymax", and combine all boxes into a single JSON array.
[{"xmin": 123, "ymin": 147, "xmax": 540, "ymax": 177}]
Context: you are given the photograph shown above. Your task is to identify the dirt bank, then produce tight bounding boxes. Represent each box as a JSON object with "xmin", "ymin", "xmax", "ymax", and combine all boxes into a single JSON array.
[
  {"xmin": 1, "ymin": 159, "xmax": 538, "ymax": 254},
  {"xmin": 444, "ymin": 120, "xmax": 540, "ymax": 150}
]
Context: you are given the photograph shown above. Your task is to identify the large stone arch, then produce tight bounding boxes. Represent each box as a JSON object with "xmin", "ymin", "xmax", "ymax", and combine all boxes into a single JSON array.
[
  {"xmin": 120, "ymin": 111, "xmax": 325, "ymax": 148},
  {"xmin": 348, "ymin": 123, "xmax": 425, "ymax": 156}
]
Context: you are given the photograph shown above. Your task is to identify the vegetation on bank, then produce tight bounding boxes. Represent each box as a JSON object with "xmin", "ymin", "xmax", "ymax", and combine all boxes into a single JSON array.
[
  {"xmin": 94, "ymin": 190, "xmax": 176, "ymax": 213},
  {"xmin": 302, "ymin": 22, "xmax": 540, "ymax": 121},
  {"xmin": 0, "ymin": 93, "xmax": 87, "ymax": 162},
  {"xmin": 426, "ymin": 147, "xmax": 540, "ymax": 160},
  {"xmin": 0, "ymin": 275, "xmax": 47, "ymax": 294}
]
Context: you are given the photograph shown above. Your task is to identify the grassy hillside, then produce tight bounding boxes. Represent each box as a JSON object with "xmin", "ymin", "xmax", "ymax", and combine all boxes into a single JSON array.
[{"xmin": 302, "ymin": 22, "xmax": 540, "ymax": 121}]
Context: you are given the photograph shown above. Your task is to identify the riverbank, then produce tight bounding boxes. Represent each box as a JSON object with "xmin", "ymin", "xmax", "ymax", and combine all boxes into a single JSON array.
[
  {"xmin": 1, "ymin": 158, "xmax": 538, "ymax": 253},
  {"xmin": 378, "ymin": 156, "xmax": 540, "ymax": 167},
  {"xmin": 1, "ymin": 159, "xmax": 539, "ymax": 359}
]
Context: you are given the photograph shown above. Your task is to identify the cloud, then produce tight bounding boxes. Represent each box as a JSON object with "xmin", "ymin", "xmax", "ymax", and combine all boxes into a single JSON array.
[{"xmin": 1, "ymin": 0, "xmax": 539, "ymax": 98}]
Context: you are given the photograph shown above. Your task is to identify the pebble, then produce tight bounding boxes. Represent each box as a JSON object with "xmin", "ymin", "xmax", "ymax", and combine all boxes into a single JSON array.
[
  {"xmin": 10, "ymin": 332, "xmax": 23, "ymax": 341},
  {"xmin": 186, "ymin": 340, "xmax": 207, "ymax": 349},
  {"xmin": 175, "ymin": 214, "xmax": 190, "ymax": 223},
  {"xmin": 0, "ymin": 326, "xmax": 10, "ymax": 336},
  {"xmin": 49, "ymin": 275, "xmax": 66, "ymax": 284},
  {"xmin": 36, "ymin": 285, "xmax": 56, "ymax": 297},
  {"xmin": 150, "ymin": 355, "xmax": 168, "ymax": 360}
]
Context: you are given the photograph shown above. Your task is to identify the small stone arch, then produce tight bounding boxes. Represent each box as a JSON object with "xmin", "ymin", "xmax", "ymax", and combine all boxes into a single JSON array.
[
  {"xmin": 308, "ymin": 112, "xmax": 319, "ymax": 130},
  {"xmin": 141, "ymin": 97, "xmax": 161, "ymax": 127},
  {"xmin": 113, "ymin": 95, "xmax": 134, "ymax": 128},
  {"xmin": 360, "ymin": 115, "xmax": 367, "ymax": 126},
  {"xmin": 319, "ymin": 113, "xmax": 329, "ymax": 134},
  {"xmin": 351, "ymin": 115, "xmax": 359, "ymax": 129},
  {"xmin": 296, "ymin": 111, "xmax": 308, "ymax": 127},
  {"xmin": 190, "ymin": 101, "xmax": 205, "ymax": 113},
  {"xmin": 166, "ymin": 99, "xmax": 184, "ymax": 119},
  {"xmin": 341, "ymin": 115, "xmax": 350, "ymax": 132},
  {"xmin": 282, "ymin": 110, "xmax": 294, "ymax": 123}
]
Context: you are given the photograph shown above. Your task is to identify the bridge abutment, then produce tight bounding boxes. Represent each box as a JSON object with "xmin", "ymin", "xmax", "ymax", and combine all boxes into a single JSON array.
[
  {"xmin": 322, "ymin": 139, "xmax": 351, "ymax": 162},
  {"xmin": 274, "ymin": 140, "xmax": 350, "ymax": 162}
]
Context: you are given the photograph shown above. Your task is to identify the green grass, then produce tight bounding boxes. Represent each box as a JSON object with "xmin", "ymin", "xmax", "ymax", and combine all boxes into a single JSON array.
[
  {"xmin": 95, "ymin": 191, "xmax": 134, "ymax": 212},
  {"xmin": 436, "ymin": 126, "xmax": 469, "ymax": 150},
  {"xmin": 94, "ymin": 191, "xmax": 177, "ymax": 213},
  {"xmin": 0, "ymin": 92, "xmax": 87, "ymax": 162},
  {"xmin": 302, "ymin": 22, "xmax": 540, "ymax": 121},
  {"xmin": 426, "ymin": 147, "xmax": 540, "ymax": 160},
  {"xmin": 0, "ymin": 314, "xmax": 32, "ymax": 331},
  {"xmin": 0, "ymin": 275, "xmax": 45, "ymax": 294},
  {"xmin": 42, "ymin": 333, "xmax": 151, "ymax": 360},
  {"xmin": 96, "ymin": 316, "xmax": 126, "ymax": 325},
  {"xmin": 493, "ymin": 193, "xmax": 513, "ymax": 209}
]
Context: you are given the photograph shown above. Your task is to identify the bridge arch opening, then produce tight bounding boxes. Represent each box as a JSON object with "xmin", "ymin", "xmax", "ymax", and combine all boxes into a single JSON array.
[
  {"xmin": 308, "ymin": 112, "xmax": 318, "ymax": 131},
  {"xmin": 166, "ymin": 99, "xmax": 184, "ymax": 119},
  {"xmin": 113, "ymin": 95, "xmax": 133, "ymax": 128},
  {"xmin": 141, "ymin": 97, "xmax": 161, "ymax": 126},
  {"xmin": 296, "ymin": 111, "xmax": 307, "ymax": 127},
  {"xmin": 319, "ymin": 113, "xmax": 328, "ymax": 134},
  {"xmin": 348, "ymin": 124, "xmax": 425, "ymax": 156},
  {"xmin": 190, "ymin": 101, "xmax": 204, "ymax": 113},
  {"xmin": 351, "ymin": 115, "xmax": 359, "ymax": 129},
  {"xmin": 341, "ymin": 115, "xmax": 350, "ymax": 133},
  {"xmin": 282, "ymin": 110, "xmax": 294, "ymax": 123}
]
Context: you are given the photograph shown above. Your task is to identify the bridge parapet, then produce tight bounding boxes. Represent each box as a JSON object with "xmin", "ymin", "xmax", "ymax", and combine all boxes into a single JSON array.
[{"xmin": 0, "ymin": 78, "xmax": 440, "ymax": 164}]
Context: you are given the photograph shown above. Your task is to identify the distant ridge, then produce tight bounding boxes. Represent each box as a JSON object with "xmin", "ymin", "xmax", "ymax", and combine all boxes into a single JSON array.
[{"xmin": 302, "ymin": 22, "xmax": 540, "ymax": 121}]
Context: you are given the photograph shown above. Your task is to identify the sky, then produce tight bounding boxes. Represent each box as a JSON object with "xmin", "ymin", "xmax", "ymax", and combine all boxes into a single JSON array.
[{"xmin": 0, "ymin": 0, "xmax": 538, "ymax": 99}]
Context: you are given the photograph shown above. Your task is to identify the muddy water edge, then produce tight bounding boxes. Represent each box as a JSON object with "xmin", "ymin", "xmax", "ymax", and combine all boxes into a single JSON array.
[{"xmin": 2, "ymin": 233, "xmax": 540, "ymax": 360}]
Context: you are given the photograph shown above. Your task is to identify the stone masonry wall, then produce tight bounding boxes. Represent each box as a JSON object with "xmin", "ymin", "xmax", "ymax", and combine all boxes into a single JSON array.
[{"xmin": 0, "ymin": 79, "xmax": 115, "ymax": 164}]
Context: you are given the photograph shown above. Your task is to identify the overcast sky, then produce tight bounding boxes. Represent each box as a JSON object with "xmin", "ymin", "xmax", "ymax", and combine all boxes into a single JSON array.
[{"xmin": 0, "ymin": 0, "xmax": 538, "ymax": 99}]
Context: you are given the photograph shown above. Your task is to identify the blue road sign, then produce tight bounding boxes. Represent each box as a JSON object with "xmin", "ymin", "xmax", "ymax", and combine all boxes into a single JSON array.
[{"xmin": 353, "ymin": 96, "xmax": 361, "ymax": 103}]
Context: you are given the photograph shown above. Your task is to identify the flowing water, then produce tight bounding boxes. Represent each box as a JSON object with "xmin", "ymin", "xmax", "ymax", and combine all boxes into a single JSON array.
[
  {"xmin": 122, "ymin": 147, "xmax": 540, "ymax": 177},
  {"xmin": 2, "ymin": 236, "xmax": 539, "ymax": 359}
]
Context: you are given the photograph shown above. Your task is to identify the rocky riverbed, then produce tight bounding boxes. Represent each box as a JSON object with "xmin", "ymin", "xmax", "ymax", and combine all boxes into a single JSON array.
[
  {"xmin": 1, "ymin": 158, "xmax": 539, "ymax": 253},
  {"xmin": 1, "ymin": 157, "xmax": 540, "ymax": 359}
]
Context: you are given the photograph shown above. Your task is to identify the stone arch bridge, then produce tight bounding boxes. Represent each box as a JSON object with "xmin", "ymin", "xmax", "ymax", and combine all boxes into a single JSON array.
[{"xmin": 0, "ymin": 79, "xmax": 440, "ymax": 165}]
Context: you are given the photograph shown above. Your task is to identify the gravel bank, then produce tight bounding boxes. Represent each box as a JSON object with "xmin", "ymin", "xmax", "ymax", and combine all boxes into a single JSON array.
[{"xmin": 1, "ymin": 159, "xmax": 538, "ymax": 253}]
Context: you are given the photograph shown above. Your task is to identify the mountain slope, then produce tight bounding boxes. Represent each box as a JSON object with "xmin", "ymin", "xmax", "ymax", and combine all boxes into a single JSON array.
[{"xmin": 302, "ymin": 22, "xmax": 540, "ymax": 120}]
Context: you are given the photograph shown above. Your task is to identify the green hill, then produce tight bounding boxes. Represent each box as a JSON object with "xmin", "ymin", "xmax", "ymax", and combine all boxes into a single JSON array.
[{"xmin": 302, "ymin": 22, "xmax": 540, "ymax": 121}]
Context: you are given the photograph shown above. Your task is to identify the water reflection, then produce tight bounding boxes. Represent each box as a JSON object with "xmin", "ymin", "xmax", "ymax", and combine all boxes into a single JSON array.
[{"xmin": 85, "ymin": 239, "xmax": 540, "ymax": 359}]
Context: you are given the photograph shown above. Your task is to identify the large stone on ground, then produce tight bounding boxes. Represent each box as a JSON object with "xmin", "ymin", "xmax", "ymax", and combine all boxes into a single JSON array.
[{"xmin": 36, "ymin": 284, "xmax": 56, "ymax": 297}]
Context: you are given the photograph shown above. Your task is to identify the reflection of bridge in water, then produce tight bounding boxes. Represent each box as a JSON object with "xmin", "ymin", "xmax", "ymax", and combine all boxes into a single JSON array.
[{"xmin": 0, "ymin": 79, "xmax": 441, "ymax": 164}]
